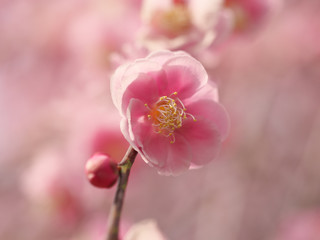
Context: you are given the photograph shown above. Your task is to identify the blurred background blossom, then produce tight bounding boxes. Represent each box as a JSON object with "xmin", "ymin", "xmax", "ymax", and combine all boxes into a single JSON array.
[{"xmin": 1, "ymin": 0, "xmax": 320, "ymax": 240}]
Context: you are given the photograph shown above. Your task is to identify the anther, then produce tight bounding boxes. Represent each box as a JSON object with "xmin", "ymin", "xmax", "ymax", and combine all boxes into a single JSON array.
[{"xmin": 145, "ymin": 91, "xmax": 196, "ymax": 143}]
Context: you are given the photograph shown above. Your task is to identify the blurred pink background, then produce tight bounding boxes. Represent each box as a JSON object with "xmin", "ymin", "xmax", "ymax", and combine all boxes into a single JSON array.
[{"xmin": 1, "ymin": 0, "xmax": 320, "ymax": 239}]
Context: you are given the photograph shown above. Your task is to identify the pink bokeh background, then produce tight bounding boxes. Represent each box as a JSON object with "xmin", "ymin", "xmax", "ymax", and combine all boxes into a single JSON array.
[{"xmin": 0, "ymin": 0, "xmax": 320, "ymax": 239}]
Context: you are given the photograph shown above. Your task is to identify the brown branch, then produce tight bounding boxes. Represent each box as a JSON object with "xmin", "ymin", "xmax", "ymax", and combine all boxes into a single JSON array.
[{"xmin": 106, "ymin": 146, "xmax": 138, "ymax": 240}]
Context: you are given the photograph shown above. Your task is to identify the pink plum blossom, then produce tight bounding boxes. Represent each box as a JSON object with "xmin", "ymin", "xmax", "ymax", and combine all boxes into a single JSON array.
[
  {"xmin": 223, "ymin": 0, "xmax": 282, "ymax": 33},
  {"xmin": 138, "ymin": 0, "xmax": 224, "ymax": 52},
  {"xmin": 111, "ymin": 50, "xmax": 229, "ymax": 175}
]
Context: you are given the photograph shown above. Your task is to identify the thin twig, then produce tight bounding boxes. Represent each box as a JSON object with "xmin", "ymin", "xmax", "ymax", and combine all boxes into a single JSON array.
[{"xmin": 106, "ymin": 146, "xmax": 138, "ymax": 240}]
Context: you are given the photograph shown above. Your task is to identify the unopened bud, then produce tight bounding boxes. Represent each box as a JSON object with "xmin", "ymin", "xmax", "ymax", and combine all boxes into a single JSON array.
[
  {"xmin": 173, "ymin": 0, "xmax": 185, "ymax": 5},
  {"xmin": 85, "ymin": 153, "xmax": 119, "ymax": 188}
]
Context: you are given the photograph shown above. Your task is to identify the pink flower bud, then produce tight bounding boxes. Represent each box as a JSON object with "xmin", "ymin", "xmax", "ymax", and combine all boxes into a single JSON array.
[
  {"xmin": 172, "ymin": 0, "xmax": 186, "ymax": 6},
  {"xmin": 85, "ymin": 153, "xmax": 119, "ymax": 188}
]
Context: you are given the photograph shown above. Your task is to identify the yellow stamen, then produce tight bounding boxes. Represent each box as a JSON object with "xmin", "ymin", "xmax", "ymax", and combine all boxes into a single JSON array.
[{"xmin": 145, "ymin": 92, "xmax": 196, "ymax": 143}]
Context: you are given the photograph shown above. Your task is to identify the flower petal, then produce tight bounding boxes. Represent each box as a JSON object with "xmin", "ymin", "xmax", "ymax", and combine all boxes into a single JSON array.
[
  {"xmin": 160, "ymin": 55, "xmax": 208, "ymax": 99},
  {"xmin": 140, "ymin": 133, "xmax": 192, "ymax": 176},
  {"xmin": 147, "ymin": 50, "xmax": 192, "ymax": 65},
  {"xmin": 111, "ymin": 62, "xmax": 131, "ymax": 113},
  {"xmin": 111, "ymin": 59, "xmax": 162, "ymax": 115},
  {"xmin": 186, "ymin": 98, "xmax": 229, "ymax": 140},
  {"xmin": 177, "ymin": 117, "xmax": 221, "ymax": 167},
  {"xmin": 184, "ymin": 81, "xmax": 219, "ymax": 104},
  {"xmin": 125, "ymin": 98, "xmax": 152, "ymax": 147},
  {"xmin": 189, "ymin": 0, "xmax": 223, "ymax": 29},
  {"xmin": 176, "ymin": 99, "xmax": 230, "ymax": 166},
  {"xmin": 121, "ymin": 69, "xmax": 167, "ymax": 114}
]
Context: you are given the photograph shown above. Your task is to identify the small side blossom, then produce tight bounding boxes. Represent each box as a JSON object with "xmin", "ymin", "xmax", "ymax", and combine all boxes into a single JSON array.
[
  {"xmin": 138, "ymin": 0, "xmax": 224, "ymax": 51},
  {"xmin": 223, "ymin": 0, "xmax": 282, "ymax": 33},
  {"xmin": 111, "ymin": 50, "xmax": 229, "ymax": 175}
]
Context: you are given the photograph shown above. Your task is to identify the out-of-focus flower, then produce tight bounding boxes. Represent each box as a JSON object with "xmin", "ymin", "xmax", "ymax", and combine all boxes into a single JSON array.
[
  {"xmin": 111, "ymin": 50, "xmax": 229, "ymax": 175},
  {"xmin": 138, "ymin": 0, "xmax": 224, "ymax": 52},
  {"xmin": 64, "ymin": 214, "xmax": 130, "ymax": 240},
  {"xmin": 18, "ymin": 101, "xmax": 137, "ymax": 238},
  {"xmin": 223, "ymin": 0, "xmax": 281, "ymax": 33},
  {"xmin": 21, "ymin": 146, "xmax": 84, "ymax": 231},
  {"xmin": 273, "ymin": 210, "xmax": 320, "ymax": 240},
  {"xmin": 66, "ymin": 0, "xmax": 141, "ymax": 71},
  {"xmin": 85, "ymin": 153, "xmax": 119, "ymax": 189},
  {"xmin": 124, "ymin": 219, "xmax": 167, "ymax": 240}
]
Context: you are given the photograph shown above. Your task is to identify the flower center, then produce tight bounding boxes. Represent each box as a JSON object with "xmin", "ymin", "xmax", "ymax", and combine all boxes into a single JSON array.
[
  {"xmin": 224, "ymin": 1, "xmax": 249, "ymax": 31},
  {"xmin": 145, "ymin": 92, "xmax": 196, "ymax": 143},
  {"xmin": 151, "ymin": 5, "xmax": 192, "ymax": 38}
]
